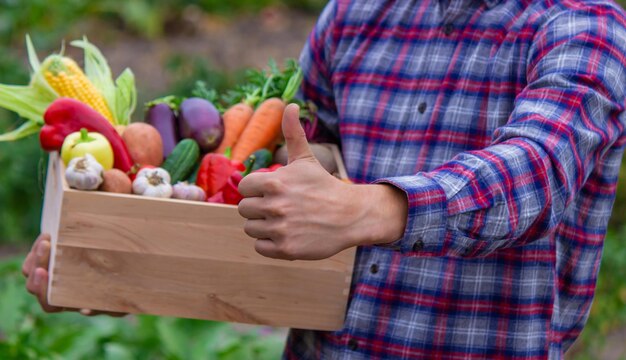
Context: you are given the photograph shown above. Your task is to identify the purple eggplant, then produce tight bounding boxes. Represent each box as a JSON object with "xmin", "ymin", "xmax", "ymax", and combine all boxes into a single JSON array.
[
  {"xmin": 178, "ymin": 98, "xmax": 224, "ymax": 153},
  {"xmin": 145, "ymin": 102, "xmax": 178, "ymax": 158}
]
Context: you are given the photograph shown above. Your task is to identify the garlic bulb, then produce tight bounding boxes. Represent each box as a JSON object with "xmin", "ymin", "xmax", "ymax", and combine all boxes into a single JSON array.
[
  {"xmin": 132, "ymin": 167, "xmax": 173, "ymax": 198},
  {"xmin": 172, "ymin": 182, "xmax": 206, "ymax": 201},
  {"xmin": 65, "ymin": 154, "xmax": 104, "ymax": 190}
]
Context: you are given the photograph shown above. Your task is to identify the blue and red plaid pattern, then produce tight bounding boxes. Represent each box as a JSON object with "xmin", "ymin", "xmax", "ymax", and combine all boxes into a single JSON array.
[{"xmin": 284, "ymin": 0, "xmax": 626, "ymax": 359}]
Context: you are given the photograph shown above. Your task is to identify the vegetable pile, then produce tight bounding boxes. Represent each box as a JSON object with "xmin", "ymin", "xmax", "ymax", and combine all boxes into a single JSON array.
[{"xmin": 0, "ymin": 36, "xmax": 341, "ymax": 206}]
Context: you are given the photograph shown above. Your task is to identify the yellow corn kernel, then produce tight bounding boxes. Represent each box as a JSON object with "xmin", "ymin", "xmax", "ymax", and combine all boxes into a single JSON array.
[{"xmin": 43, "ymin": 56, "xmax": 115, "ymax": 124}]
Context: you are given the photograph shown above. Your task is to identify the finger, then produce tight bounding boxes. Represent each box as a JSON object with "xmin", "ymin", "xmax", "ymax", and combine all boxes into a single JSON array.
[
  {"xmin": 80, "ymin": 308, "xmax": 128, "ymax": 317},
  {"xmin": 22, "ymin": 252, "xmax": 34, "ymax": 278},
  {"xmin": 282, "ymin": 103, "xmax": 314, "ymax": 163},
  {"xmin": 23, "ymin": 234, "xmax": 50, "ymax": 277},
  {"xmin": 33, "ymin": 268, "xmax": 64, "ymax": 313},
  {"xmin": 254, "ymin": 239, "xmax": 285, "ymax": 260},
  {"xmin": 238, "ymin": 197, "xmax": 268, "ymax": 220},
  {"xmin": 25, "ymin": 267, "xmax": 40, "ymax": 296},
  {"xmin": 80, "ymin": 308, "xmax": 94, "ymax": 316},
  {"xmin": 238, "ymin": 172, "xmax": 268, "ymax": 198},
  {"xmin": 243, "ymin": 219, "xmax": 274, "ymax": 240},
  {"xmin": 35, "ymin": 239, "xmax": 51, "ymax": 271}
]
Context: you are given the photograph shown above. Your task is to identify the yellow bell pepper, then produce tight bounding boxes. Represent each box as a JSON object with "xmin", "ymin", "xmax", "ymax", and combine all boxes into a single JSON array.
[{"xmin": 61, "ymin": 128, "xmax": 114, "ymax": 170}]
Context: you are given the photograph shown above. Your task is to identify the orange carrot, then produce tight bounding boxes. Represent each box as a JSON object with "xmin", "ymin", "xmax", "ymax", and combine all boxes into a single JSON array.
[
  {"xmin": 231, "ymin": 97, "xmax": 286, "ymax": 162},
  {"xmin": 215, "ymin": 102, "xmax": 254, "ymax": 154}
]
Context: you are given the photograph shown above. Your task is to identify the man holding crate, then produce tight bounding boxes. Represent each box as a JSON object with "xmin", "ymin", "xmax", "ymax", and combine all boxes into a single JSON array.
[{"xmin": 24, "ymin": 0, "xmax": 626, "ymax": 359}]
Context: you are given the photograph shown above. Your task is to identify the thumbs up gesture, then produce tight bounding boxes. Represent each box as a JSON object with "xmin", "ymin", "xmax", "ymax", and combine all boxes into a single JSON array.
[{"xmin": 238, "ymin": 104, "xmax": 408, "ymax": 260}]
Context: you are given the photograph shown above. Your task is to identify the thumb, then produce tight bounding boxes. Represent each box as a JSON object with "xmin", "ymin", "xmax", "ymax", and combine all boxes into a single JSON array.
[{"xmin": 282, "ymin": 103, "xmax": 314, "ymax": 163}]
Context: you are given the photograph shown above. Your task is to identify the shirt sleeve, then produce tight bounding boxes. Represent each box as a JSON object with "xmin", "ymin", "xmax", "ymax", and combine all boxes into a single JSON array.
[
  {"xmin": 376, "ymin": 8, "xmax": 626, "ymax": 257},
  {"xmin": 297, "ymin": 0, "xmax": 341, "ymax": 143}
]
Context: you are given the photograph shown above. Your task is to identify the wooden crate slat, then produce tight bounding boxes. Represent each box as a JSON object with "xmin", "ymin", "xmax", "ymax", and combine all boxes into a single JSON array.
[{"xmin": 42, "ymin": 145, "xmax": 355, "ymax": 331}]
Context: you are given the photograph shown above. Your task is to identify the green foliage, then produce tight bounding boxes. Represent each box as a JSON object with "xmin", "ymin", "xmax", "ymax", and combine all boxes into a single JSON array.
[
  {"xmin": 0, "ymin": 256, "xmax": 286, "ymax": 359},
  {"xmin": 0, "ymin": 0, "xmax": 327, "ymax": 44},
  {"xmin": 608, "ymin": 157, "xmax": 626, "ymax": 227},
  {"xmin": 570, "ymin": 227, "xmax": 626, "ymax": 359},
  {"xmin": 164, "ymin": 54, "xmax": 234, "ymax": 98},
  {"xmin": 0, "ymin": 52, "xmax": 44, "ymax": 244},
  {"xmin": 0, "ymin": 52, "xmax": 46, "ymax": 244},
  {"xmin": 0, "ymin": 135, "xmax": 45, "ymax": 244},
  {"xmin": 179, "ymin": 0, "xmax": 326, "ymax": 16}
]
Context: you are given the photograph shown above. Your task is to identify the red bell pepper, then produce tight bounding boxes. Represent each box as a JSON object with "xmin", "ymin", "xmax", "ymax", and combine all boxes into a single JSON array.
[
  {"xmin": 41, "ymin": 98, "xmax": 135, "ymax": 173},
  {"xmin": 255, "ymin": 164, "xmax": 283, "ymax": 173},
  {"xmin": 223, "ymin": 162, "xmax": 282, "ymax": 205},
  {"xmin": 196, "ymin": 153, "xmax": 245, "ymax": 197},
  {"xmin": 222, "ymin": 172, "xmax": 244, "ymax": 205},
  {"xmin": 207, "ymin": 191, "xmax": 225, "ymax": 204}
]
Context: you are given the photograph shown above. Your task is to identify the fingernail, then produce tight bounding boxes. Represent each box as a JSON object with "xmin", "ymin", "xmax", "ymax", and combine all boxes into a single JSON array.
[
  {"xmin": 33, "ymin": 272, "xmax": 41, "ymax": 286},
  {"xmin": 80, "ymin": 309, "xmax": 92, "ymax": 316},
  {"xmin": 37, "ymin": 242, "xmax": 47, "ymax": 257}
]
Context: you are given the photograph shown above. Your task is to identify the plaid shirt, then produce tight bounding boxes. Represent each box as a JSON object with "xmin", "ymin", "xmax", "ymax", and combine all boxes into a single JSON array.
[{"xmin": 284, "ymin": 0, "xmax": 626, "ymax": 359}]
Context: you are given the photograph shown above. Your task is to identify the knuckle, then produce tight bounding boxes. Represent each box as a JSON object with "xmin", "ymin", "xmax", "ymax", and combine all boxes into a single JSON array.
[
  {"xmin": 271, "ymin": 222, "xmax": 288, "ymax": 240},
  {"xmin": 266, "ymin": 203, "xmax": 286, "ymax": 218},
  {"xmin": 264, "ymin": 178, "xmax": 285, "ymax": 194},
  {"xmin": 285, "ymin": 131, "xmax": 307, "ymax": 144},
  {"xmin": 277, "ymin": 241, "xmax": 298, "ymax": 260}
]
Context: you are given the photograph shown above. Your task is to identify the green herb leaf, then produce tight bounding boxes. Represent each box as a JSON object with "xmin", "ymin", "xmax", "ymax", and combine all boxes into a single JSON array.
[{"xmin": 145, "ymin": 95, "xmax": 183, "ymax": 112}]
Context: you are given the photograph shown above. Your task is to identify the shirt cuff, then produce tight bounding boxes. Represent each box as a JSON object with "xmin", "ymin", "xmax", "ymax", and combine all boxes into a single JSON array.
[{"xmin": 373, "ymin": 174, "xmax": 447, "ymax": 255}]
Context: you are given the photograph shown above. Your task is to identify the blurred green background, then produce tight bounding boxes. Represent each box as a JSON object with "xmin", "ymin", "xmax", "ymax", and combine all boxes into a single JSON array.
[{"xmin": 0, "ymin": 1, "xmax": 625, "ymax": 359}]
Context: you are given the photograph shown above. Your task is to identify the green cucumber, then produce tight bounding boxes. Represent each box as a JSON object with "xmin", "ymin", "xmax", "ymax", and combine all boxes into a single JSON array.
[
  {"xmin": 186, "ymin": 161, "xmax": 201, "ymax": 184},
  {"xmin": 162, "ymin": 139, "xmax": 200, "ymax": 184},
  {"xmin": 243, "ymin": 149, "xmax": 273, "ymax": 172}
]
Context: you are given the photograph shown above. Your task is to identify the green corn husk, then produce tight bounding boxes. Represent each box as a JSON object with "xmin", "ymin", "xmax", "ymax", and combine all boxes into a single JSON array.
[
  {"xmin": 0, "ymin": 35, "xmax": 137, "ymax": 143},
  {"xmin": 71, "ymin": 37, "xmax": 137, "ymax": 126}
]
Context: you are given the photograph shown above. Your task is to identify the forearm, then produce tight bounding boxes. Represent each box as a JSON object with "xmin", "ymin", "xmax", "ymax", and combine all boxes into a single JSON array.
[
  {"xmin": 372, "ymin": 126, "xmax": 618, "ymax": 258},
  {"xmin": 343, "ymin": 184, "xmax": 408, "ymax": 248}
]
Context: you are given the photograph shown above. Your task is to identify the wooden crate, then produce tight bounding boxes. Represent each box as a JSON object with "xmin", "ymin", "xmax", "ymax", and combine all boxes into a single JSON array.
[{"xmin": 41, "ymin": 145, "xmax": 355, "ymax": 331}]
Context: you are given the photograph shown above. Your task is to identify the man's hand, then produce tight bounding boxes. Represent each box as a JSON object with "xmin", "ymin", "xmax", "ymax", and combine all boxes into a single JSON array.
[
  {"xmin": 23, "ymin": 233, "xmax": 126, "ymax": 317},
  {"xmin": 237, "ymin": 104, "xmax": 408, "ymax": 260}
]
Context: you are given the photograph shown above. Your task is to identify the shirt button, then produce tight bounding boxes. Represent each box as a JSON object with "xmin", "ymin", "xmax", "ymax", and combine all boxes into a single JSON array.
[
  {"xmin": 413, "ymin": 240, "xmax": 425, "ymax": 252},
  {"xmin": 370, "ymin": 263, "xmax": 379, "ymax": 274},
  {"xmin": 418, "ymin": 102, "xmax": 427, "ymax": 114},
  {"xmin": 348, "ymin": 338, "xmax": 358, "ymax": 351},
  {"xmin": 443, "ymin": 23, "xmax": 454, "ymax": 36}
]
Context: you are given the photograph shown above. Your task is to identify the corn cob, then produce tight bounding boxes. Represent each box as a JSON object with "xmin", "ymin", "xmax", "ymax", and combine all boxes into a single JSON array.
[{"xmin": 43, "ymin": 56, "xmax": 115, "ymax": 124}]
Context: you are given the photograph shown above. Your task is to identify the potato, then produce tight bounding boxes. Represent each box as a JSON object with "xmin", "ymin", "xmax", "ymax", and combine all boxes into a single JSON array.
[
  {"xmin": 274, "ymin": 143, "xmax": 338, "ymax": 174},
  {"xmin": 99, "ymin": 169, "xmax": 132, "ymax": 194},
  {"xmin": 122, "ymin": 123, "xmax": 163, "ymax": 167}
]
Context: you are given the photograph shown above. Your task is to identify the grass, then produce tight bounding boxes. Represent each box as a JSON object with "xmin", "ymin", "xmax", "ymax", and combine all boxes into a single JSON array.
[{"xmin": 0, "ymin": 257, "xmax": 286, "ymax": 360}]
